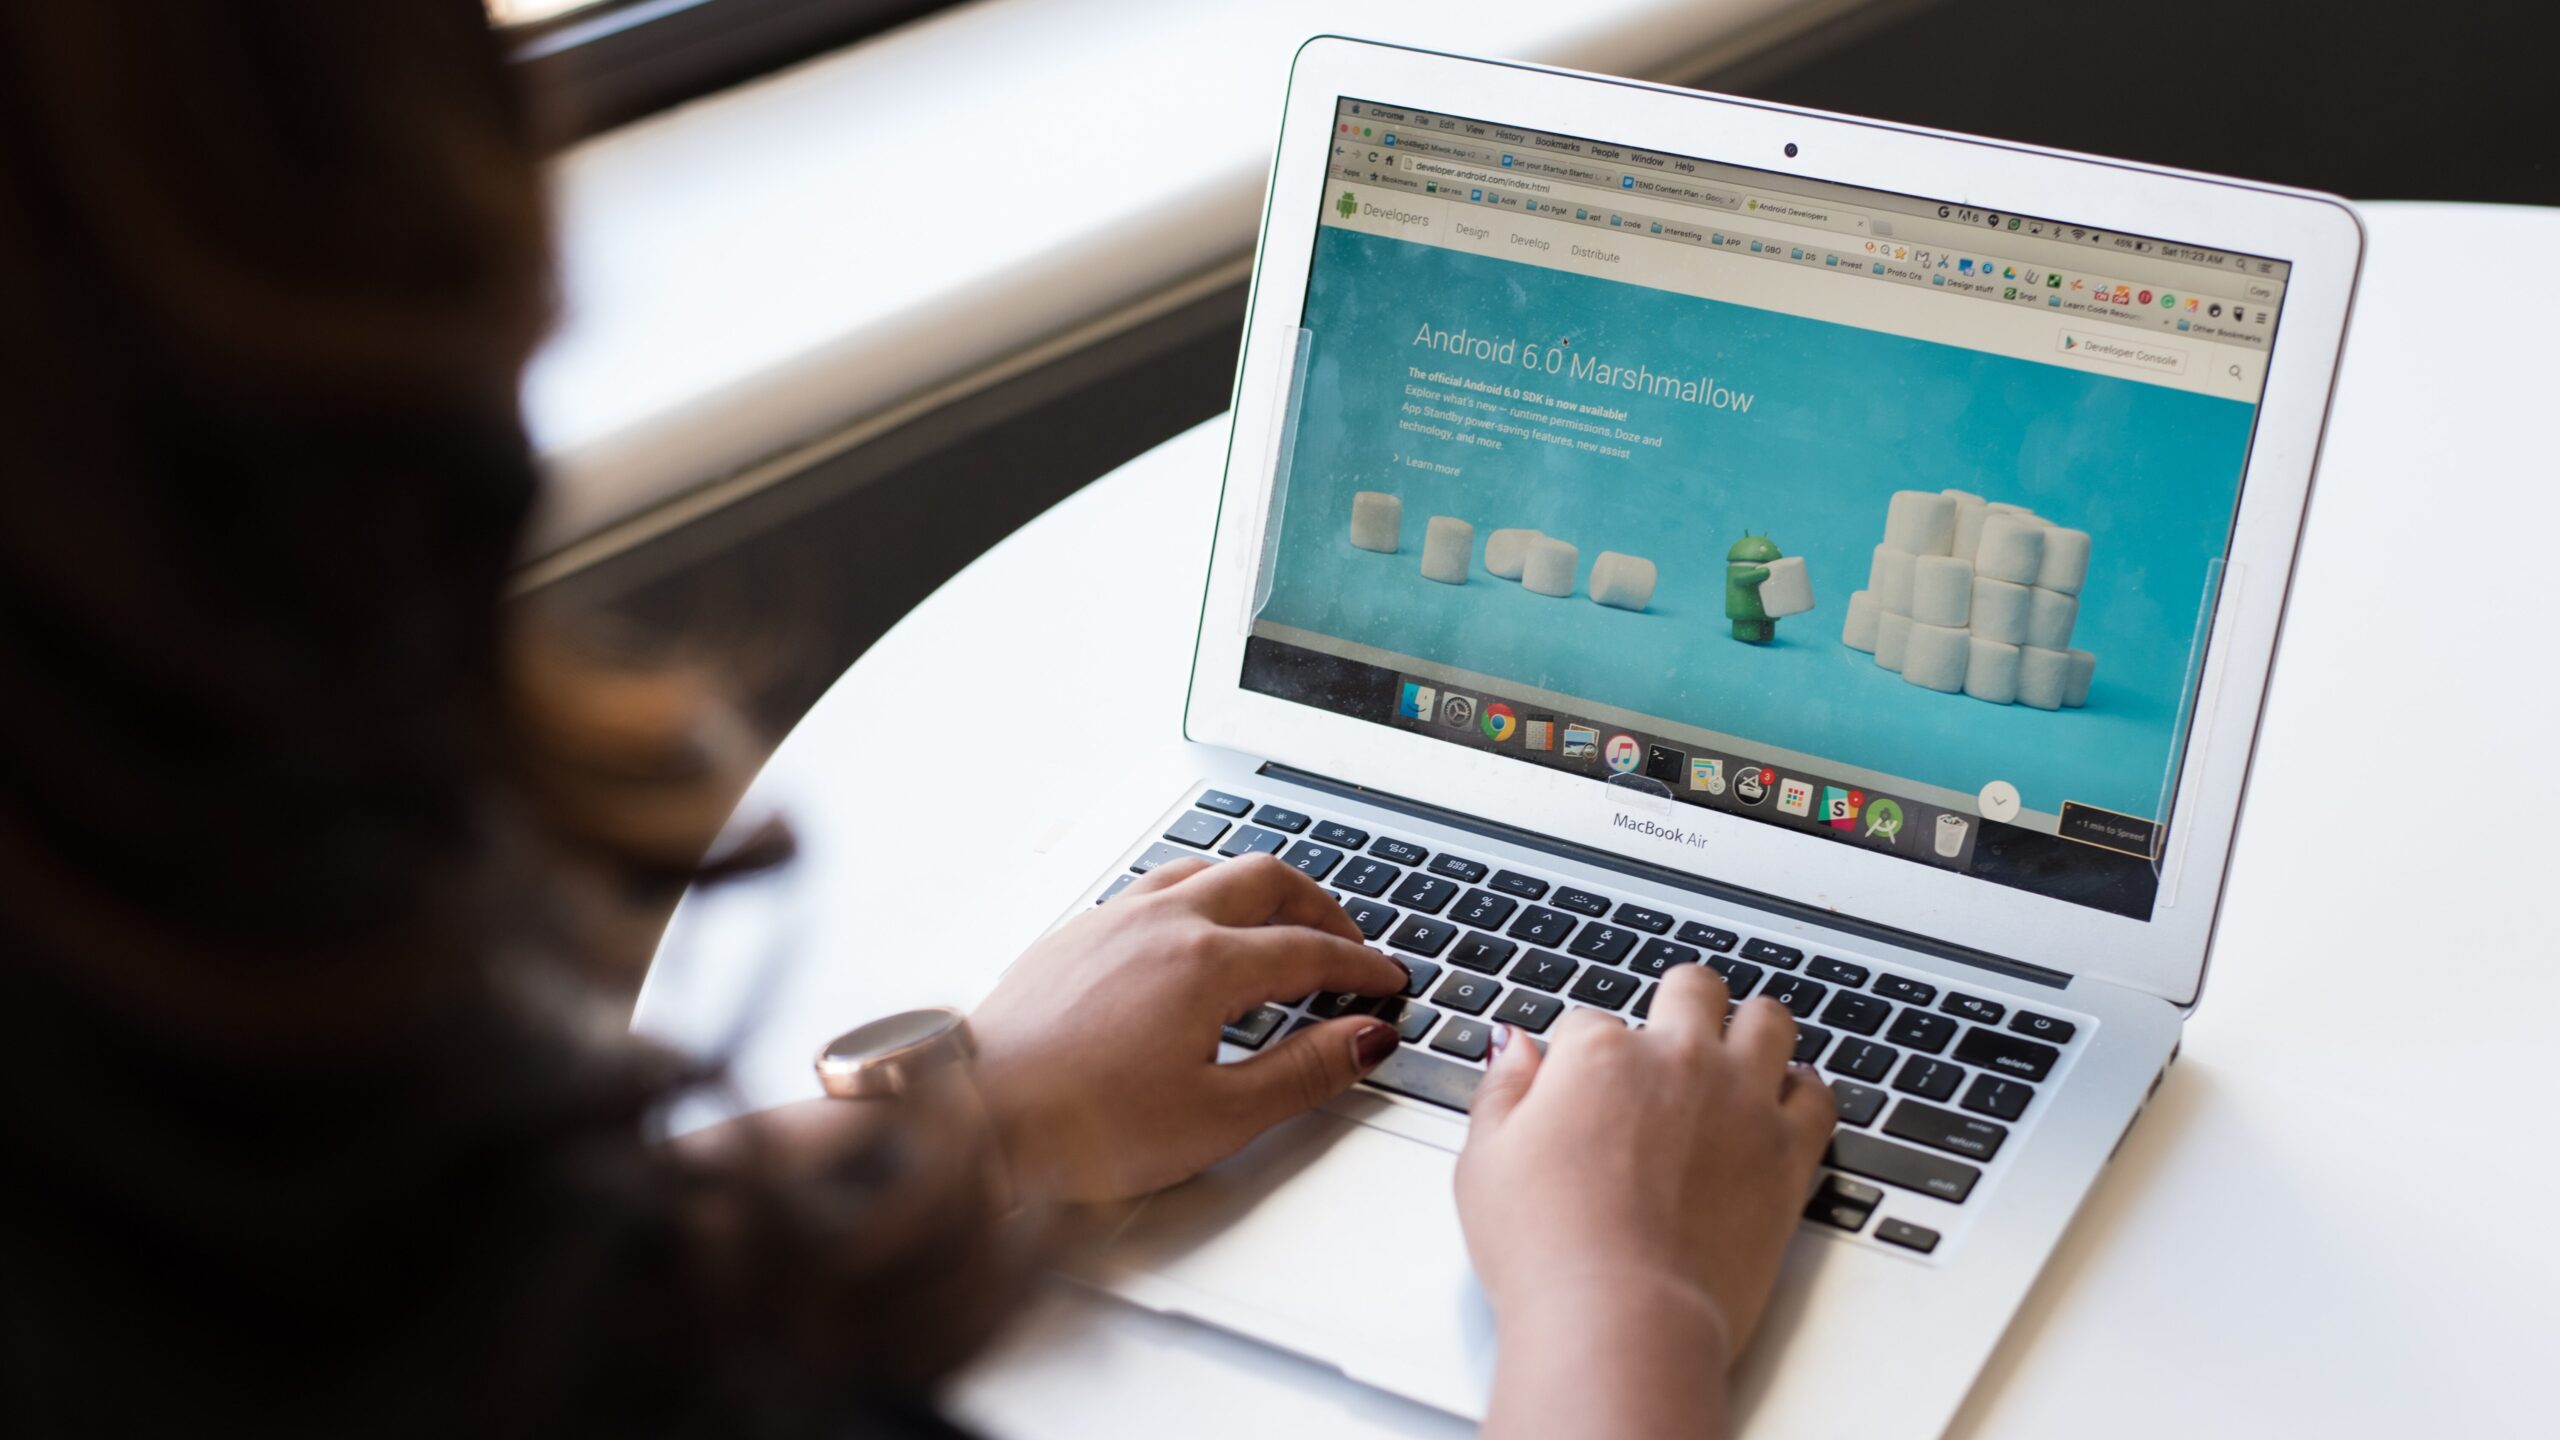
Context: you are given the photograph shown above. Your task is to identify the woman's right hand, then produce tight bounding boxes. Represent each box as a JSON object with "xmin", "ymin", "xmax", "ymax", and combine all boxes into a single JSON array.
[{"xmin": 1456, "ymin": 962, "xmax": 1835, "ymax": 1417}]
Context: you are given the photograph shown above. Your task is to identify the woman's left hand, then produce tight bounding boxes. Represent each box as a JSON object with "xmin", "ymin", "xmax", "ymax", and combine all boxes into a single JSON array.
[{"xmin": 968, "ymin": 852, "xmax": 1410, "ymax": 1203}]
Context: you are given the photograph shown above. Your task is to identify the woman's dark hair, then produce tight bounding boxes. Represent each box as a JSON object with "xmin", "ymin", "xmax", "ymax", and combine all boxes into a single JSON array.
[{"xmin": 0, "ymin": 4, "xmax": 1022, "ymax": 1433}]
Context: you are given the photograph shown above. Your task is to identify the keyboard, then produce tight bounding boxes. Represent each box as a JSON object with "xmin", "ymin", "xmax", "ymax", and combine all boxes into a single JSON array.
[{"xmin": 1104, "ymin": 785, "xmax": 2092, "ymax": 1256}]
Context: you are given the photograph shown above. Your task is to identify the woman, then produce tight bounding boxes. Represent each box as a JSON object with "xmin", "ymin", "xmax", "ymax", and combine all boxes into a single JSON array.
[{"xmin": 0, "ymin": 3, "xmax": 1834, "ymax": 1435}]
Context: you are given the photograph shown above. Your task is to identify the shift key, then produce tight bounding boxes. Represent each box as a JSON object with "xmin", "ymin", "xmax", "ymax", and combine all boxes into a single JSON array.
[{"xmin": 1827, "ymin": 1129, "xmax": 1982, "ymax": 1203}]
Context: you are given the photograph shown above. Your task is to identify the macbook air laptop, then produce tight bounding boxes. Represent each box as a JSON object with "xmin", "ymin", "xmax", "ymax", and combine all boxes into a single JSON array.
[{"xmin": 1058, "ymin": 37, "xmax": 2358, "ymax": 1435}]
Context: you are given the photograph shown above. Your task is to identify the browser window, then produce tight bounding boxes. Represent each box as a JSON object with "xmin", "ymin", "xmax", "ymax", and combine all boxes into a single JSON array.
[{"xmin": 1242, "ymin": 98, "xmax": 2289, "ymax": 920}]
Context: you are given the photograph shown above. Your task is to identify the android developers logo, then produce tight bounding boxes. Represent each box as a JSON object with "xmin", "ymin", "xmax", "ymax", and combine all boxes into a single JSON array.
[
  {"xmin": 1603, "ymin": 734, "xmax": 1643, "ymax": 774},
  {"xmin": 1336, "ymin": 190, "xmax": 1357, "ymax": 220},
  {"xmin": 1863, "ymin": 798, "xmax": 1905, "ymax": 844}
]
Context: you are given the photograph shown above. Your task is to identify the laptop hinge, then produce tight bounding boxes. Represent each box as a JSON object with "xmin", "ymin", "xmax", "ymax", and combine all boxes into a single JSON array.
[{"xmin": 1260, "ymin": 762, "xmax": 2075, "ymax": 992}]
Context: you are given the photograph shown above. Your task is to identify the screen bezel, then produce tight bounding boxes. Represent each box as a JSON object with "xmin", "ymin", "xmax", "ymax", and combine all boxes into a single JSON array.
[{"xmin": 1185, "ymin": 37, "xmax": 2361, "ymax": 1007}]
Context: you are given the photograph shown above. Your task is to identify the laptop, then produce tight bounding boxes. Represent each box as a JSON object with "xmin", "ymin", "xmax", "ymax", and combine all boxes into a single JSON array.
[{"xmin": 1057, "ymin": 37, "xmax": 2359, "ymax": 1435}]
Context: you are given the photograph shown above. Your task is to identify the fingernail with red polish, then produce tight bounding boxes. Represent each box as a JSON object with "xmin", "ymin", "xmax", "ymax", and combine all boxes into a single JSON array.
[{"xmin": 1353, "ymin": 1021, "xmax": 1399, "ymax": 1069}]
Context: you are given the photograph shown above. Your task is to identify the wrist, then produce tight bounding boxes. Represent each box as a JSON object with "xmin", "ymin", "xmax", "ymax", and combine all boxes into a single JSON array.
[{"xmin": 1489, "ymin": 1265, "xmax": 1732, "ymax": 1365}]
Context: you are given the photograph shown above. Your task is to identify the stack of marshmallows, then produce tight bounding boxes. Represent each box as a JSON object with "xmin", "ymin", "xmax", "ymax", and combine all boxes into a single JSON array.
[{"xmin": 1841, "ymin": 490, "xmax": 2096, "ymax": 710}]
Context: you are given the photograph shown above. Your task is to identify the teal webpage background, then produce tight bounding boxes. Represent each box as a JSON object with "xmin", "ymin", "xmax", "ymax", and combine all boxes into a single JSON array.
[{"xmin": 1257, "ymin": 227, "xmax": 2259, "ymax": 819}]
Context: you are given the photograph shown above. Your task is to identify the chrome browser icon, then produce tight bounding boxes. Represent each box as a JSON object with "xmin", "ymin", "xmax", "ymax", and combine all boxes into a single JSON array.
[{"xmin": 1478, "ymin": 701, "xmax": 1518, "ymax": 743}]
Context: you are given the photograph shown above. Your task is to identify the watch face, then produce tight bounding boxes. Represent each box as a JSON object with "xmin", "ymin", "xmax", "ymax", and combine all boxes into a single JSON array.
[{"xmin": 823, "ymin": 1009, "xmax": 963, "ymax": 1066}]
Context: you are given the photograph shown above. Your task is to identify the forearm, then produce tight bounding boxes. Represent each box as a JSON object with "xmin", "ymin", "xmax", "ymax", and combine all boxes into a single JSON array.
[{"xmin": 1482, "ymin": 1273, "xmax": 1733, "ymax": 1440}]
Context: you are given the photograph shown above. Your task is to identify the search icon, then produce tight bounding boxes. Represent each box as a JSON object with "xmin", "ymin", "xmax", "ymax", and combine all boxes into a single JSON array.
[
  {"xmin": 2226, "ymin": 363, "xmax": 2243, "ymax": 379},
  {"xmin": 1864, "ymin": 798, "xmax": 1905, "ymax": 843}
]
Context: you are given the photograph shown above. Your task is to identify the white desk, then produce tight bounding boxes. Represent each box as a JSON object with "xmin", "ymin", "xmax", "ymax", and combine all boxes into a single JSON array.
[{"xmin": 637, "ymin": 202, "xmax": 2560, "ymax": 1436}]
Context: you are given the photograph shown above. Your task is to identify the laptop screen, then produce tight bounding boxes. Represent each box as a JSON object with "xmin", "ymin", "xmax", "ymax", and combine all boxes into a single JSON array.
[{"xmin": 1241, "ymin": 97, "xmax": 2289, "ymax": 921}]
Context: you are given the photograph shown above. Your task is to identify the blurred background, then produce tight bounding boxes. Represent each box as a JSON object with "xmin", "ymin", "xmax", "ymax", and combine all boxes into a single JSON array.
[{"xmin": 499, "ymin": 0, "xmax": 2555, "ymax": 756}]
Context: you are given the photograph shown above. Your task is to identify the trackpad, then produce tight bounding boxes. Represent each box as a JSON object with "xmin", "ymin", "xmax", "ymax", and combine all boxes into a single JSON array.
[{"xmin": 1083, "ymin": 1109, "xmax": 1497, "ymax": 1417}]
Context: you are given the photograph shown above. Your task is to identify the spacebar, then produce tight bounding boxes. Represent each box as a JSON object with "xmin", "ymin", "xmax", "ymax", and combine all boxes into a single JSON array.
[{"xmin": 1362, "ymin": 1048, "xmax": 1482, "ymax": 1113}]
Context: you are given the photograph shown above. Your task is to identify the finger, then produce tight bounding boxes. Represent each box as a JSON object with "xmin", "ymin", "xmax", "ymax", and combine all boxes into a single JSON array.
[
  {"xmin": 1778, "ymin": 1061, "xmax": 1841, "ymax": 1159},
  {"xmin": 1467, "ymin": 1023, "xmax": 1543, "ymax": 1132},
  {"xmin": 1211, "ymin": 1014, "xmax": 1401, "ymax": 1136},
  {"xmin": 1121, "ymin": 856, "xmax": 1214, "ymax": 897},
  {"xmin": 1724, "ymin": 995, "xmax": 1800, "ymax": 1087},
  {"xmin": 1642, "ymin": 962, "xmax": 1732, "ymax": 1047},
  {"xmin": 1211, "ymin": 924, "xmax": 1408, "ymax": 1008},
  {"xmin": 1182, "ymin": 853, "xmax": 1364, "ymax": 942}
]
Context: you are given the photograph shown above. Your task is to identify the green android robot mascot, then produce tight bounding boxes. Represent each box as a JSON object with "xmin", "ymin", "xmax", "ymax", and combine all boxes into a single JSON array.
[{"xmin": 1725, "ymin": 532, "xmax": 1785, "ymax": 644}]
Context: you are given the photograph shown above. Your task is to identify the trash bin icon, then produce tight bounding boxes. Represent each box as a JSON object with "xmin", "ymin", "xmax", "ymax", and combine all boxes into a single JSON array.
[{"xmin": 1935, "ymin": 813, "xmax": 1969, "ymax": 858}]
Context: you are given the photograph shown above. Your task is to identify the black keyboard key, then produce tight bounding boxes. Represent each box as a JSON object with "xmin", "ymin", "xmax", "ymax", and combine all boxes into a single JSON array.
[
  {"xmin": 1312, "ymin": 820, "xmax": 1370, "ymax": 848},
  {"xmin": 1807, "ymin": 956, "xmax": 1869, "ymax": 986},
  {"xmin": 1335, "ymin": 857, "xmax": 1399, "ymax": 898},
  {"xmin": 1195, "ymin": 789, "xmax": 1254, "ymax": 817},
  {"xmin": 1883, "ymin": 1099, "xmax": 2009, "ymax": 1162},
  {"xmin": 1222, "ymin": 1005, "xmax": 1286, "ymax": 1049},
  {"xmin": 1489, "ymin": 868, "xmax": 1550, "ymax": 900},
  {"xmin": 1431, "ymin": 1016, "xmax": 1496, "ymax": 1061},
  {"xmin": 1827, "ymin": 1130, "xmax": 1982, "ymax": 1203},
  {"xmin": 1611, "ymin": 903, "xmax": 1674, "ymax": 934},
  {"xmin": 1890, "ymin": 1056, "xmax": 1963, "ymax": 1102},
  {"xmin": 1446, "ymin": 932, "xmax": 1517, "ymax": 975},
  {"xmin": 1825, "ymin": 1038, "xmax": 1899, "ymax": 1082},
  {"xmin": 1741, "ymin": 937, "xmax": 1803, "ymax": 968},
  {"xmin": 1803, "ymin": 1173, "xmax": 1884, "ymax": 1231},
  {"xmin": 1388, "ymin": 915, "xmax": 1458, "ymax": 958},
  {"xmin": 1875, "ymin": 1218, "xmax": 1940, "ymax": 1254},
  {"xmin": 1428, "ymin": 854, "xmax": 1490, "ymax": 884},
  {"xmin": 1370, "ymin": 837, "xmax": 1429, "ymax": 866},
  {"xmin": 1677, "ymin": 921, "xmax": 1740, "ymax": 952},
  {"xmin": 1629, "ymin": 938, "xmax": 1705, "ymax": 981},
  {"xmin": 1398, "ymin": 959, "xmax": 1441, "ymax": 998},
  {"xmin": 1492, "ymin": 989, "xmax": 1565, "ymax": 1033},
  {"xmin": 1954, "ymin": 1026, "xmax": 2061, "ymax": 1082},
  {"xmin": 1365, "ymin": 1046, "xmax": 1483, "ymax": 1111},
  {"xmin": 1340, "ymin": 896, "xmax": 1397, "ymax": 940},
  {"xmin": 1704, "ymin": 955, "xmax": 1765, "ymax": 999},
  {"xmin": 1821, "ymin": 992, "xmax": 1893, "ymax": 1036},
  {"xmin": 1885, "ymin": 1010, "xmax": 1958, "ymax": 1055},
  {"xmin": 1281, "ymin": 840, "xmax": 1344, "ymax": 881},
  {"xmin": 1164, "ymin": 811, "xmax": 1231, "ymax": 849},
  {"xmin": 1761, "ymin": 974, "xmax": 1826, "ymax": 1018},
  {"xmin": 2009, "ymin": 1010, "xmax": 2078, "ymax": 1044},
  {"xmin": 1507, "ymin": 950, "xmax": 1577, "ymax": 993},
  {"xmin": 1431, "ymin": 972, "xmax": 1502, "ymax": 1016},
  {"xmin": 1942, "ymin": 992, "xmax": 2007, "ymax": 1026},
  {"xmin": 1389, "ymin": 873, "xmax": 1459, "ymax": 914},
  {"xmin": 1567, "ymin": 966, "xmax": 1638, "ymax": 1011},
  {"xmin": 1390, "ymin": 1001, "xmax": 1441, "ymax": 1043},
  {"xmin": 1506, "ymin": 906, "xmax": 1578, "ymax": 948},
  {"xmin": 1551, "ymin": 886, "xmax": 1611, "ymax": 917},
  {"xmin": 1565, "ymin": 923, "xmax": 1638, "ymax": 965},
  {"xmin": 1216, "ymin": 825, "xmax": 1287, "ymax": 858},
  {"xmin": 1792, "ymin": 1023, "xmax": 1834, "ymax": 1064},
  {"xmin": 1875, "ymin": 973, "xmax": 1938, "ymax": 1007},
  {"xmin": 1130, "ymin": 841, "xmax": 1197, "ymax": 872},
  {"xmin": 1960, "ymin": 1072, "xmax": 2034, "ymax": 1121},
  {"xmin": 1307, "ymin": 990, "xmax": 1388, "ymax": 1020},
  {"xmin": 1830, "ymin": 1080, "xmax": 1889, "ymax": 1127},
  {"xmin": 1251, "ymin": 804, "xmax": 1310, "ymax": 833},
  {"xmin": 1451, "ymin": 889, "xmax": 1518, "ymax": 931},
  {"xmin": 1096, "ymin": 874, "xmax": 1136, "ymax": 904}
]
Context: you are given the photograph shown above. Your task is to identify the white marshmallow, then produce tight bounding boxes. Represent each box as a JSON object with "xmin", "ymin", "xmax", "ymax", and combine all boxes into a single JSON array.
[
  {"xmin": 1841, "ymin": 590, "xmax": 1881, "ymax": 652},
  {"xmin": 1868, "ymin": 545, "xmax": 1917, "ymax": 616},
  {"xmin": 1874, "ymin": 611, "xmax": 1912, "ymax": 671},
  {"xmin": 2064, "ymin": 648, "xmax": 2097, "ymax": 708},
  {"xmin": 1484, "ymin": 527, "xmax": 1543, "ymax": 580},
  {"xmin": 1521, "ymin": 536, "xmax": 1578, "ymax": 597},
  {"xmin": 1883, "ymin": 490, "xmax": 1959, "ymax": 557},
  {"xmin": 2036, "ymin": 527, "xmax": 2092, "ymax": 595},
  {"xmin": 1900, "ymin": 621, "xmax": 1971, "ymax": 692},
  {"xmin": 1350, "ymin": 491, "xmax": 1401, "ymax": 553},
  {"xmin": 2017, "ymin": 645, "xmax": 2070, "ymax": 710},
  {"xmin": 1964, "ymin": 637, "xmax": 2021, "ymax": 704},
  {"xmin": 1589, "ymin": 551, "xmax": 1657, "ymax": 612},
  {"xmin": 1910, "ymin": 555, "xmax": 1974, "ymax": 628},
  {"xmin": 1950, "ymin": 497, "xmax": 1992, "ymax": 561},
  {"xmin": 2026, "ymin": 586, "xmax": 2078, "ymax": 650},
  {"xmin": 1974, "ymin": 514, "xmax": 2046, "ymax": 585},
  {"xmin": 1970, "ymin": 576, "xmax": 2031, "ymax": 645},
  {"xmin": 1421, "ymin": 515, "xmax": 1473, "ymax": 585},
  {"xmin": 1757, "ymin": 555, "xmax": 1815, "ymax": 618}
]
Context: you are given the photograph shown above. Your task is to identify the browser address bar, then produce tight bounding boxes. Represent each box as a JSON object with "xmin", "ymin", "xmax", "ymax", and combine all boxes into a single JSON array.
[{"xmin": 1399, "ymin": 157, "xmax": 1561, "ymax": 196}]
